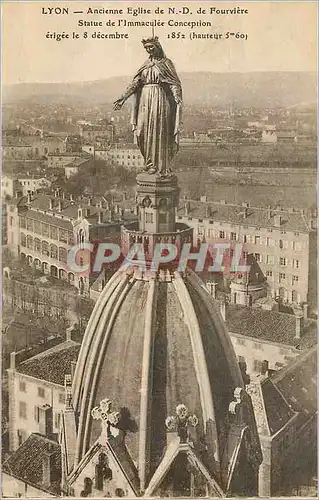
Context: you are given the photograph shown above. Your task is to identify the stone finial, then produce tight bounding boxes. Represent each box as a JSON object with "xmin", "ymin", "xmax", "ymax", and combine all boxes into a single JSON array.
[
  {"xmin": 91, "ymin": 398, "xmax": 120, "ymax": 440},
  {"xmin": 229, "ymin": 387, "xmax": 244, "ymax": 415},
  {"xmin": 165, "ymin": 404, "xmax": 198, "ymax": 443}
]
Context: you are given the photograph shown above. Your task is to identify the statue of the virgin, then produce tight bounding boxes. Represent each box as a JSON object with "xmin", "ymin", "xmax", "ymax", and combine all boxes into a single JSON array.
[{"xmin": 113, "ymin": 37, "xmax": 182, "ymax": 176}]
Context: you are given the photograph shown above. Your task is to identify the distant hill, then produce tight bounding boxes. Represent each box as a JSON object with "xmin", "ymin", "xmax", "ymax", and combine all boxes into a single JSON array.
[{"xmin": 3, "ymin": 71, "xmax": 316, "ymax": 108}]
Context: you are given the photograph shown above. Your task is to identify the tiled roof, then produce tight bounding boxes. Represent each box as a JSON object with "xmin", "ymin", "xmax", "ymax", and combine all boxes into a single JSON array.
[
  {"xmin": 272, "ymin": 346, "xmax": 317, "ymax": 415},
  {"xmin": 64, "ymin": 158, "xmax": 91, "ymax": 168},
  {"xmin": 47, "ymin": 152, "xmax": 81, "ymax": 157},
  {"xmin": 226, "ymin": 304, "xmax": 317, "ymax": 348},
  {"xmin": 3, "ymin": 433, "xmax": 61, "ymax": 495},
  {"xmin": 17, "ymin": 340, "xmax": 81, "ymax": 386},
  {"xmin": 26, "ymin": 209, "xmax": 73, "ymax": 230},
  {"xmin": 177, "ymin": 201, "xmax": 310, "ymax": 233},
  {"xmin": 21, "ymin": 194, "xmax": 137, "ymax": 227},
  {"xmin": 260, "ymin": 378, "xmax": 294, "ymax": 435}
]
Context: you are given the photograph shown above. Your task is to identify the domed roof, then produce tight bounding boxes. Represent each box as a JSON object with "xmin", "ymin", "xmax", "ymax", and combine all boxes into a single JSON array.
[{"xmin": 69, "ymin": 264, "xmax": 261, "ymax": 495}]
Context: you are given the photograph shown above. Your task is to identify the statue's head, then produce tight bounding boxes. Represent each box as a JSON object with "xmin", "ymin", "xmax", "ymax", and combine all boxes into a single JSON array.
[{"xmin": 142, "ymin": 36, "xmax": 165, "ymax": 59}]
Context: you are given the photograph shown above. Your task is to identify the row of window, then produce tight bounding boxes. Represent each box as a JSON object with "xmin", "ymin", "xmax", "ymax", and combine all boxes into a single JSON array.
[
  {"xmin": 20, "ymin": 217, "xmax": 72, "ymax": 243},
  {"xmin": 253, "ymin": 253, "xmax": 300, "ymax": 268},
  {"xmin": 114, "ymin": 154, "xmax": 141, "ymax": 160},
  {"xmin": 265, "ymin": 270, "xmax": 299, "ymax": 285},
  {"xmin": 19, "ymin": 402, "xmax": 61, "ymax": 428},
  {"xmin": 20, "ymin": 235, "xmax": 68, "ymax": 262},
  {"xmin": 206, "ymin": 230, "xmax": 304, "ymax": 250},
  {"xmin": 19, "ymin": 381, "xmax": 64, "ymax": 402}
]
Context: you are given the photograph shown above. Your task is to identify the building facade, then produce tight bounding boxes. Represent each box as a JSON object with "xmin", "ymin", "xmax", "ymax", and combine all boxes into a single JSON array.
[
  {"xmin": 107, "ymin": 144, "xmax": 144, "ymax": 170},
  {"xmin": 177, "ymin": 200, "xmax": 311, "ymax": 306},
  {"xmin": 6, "ymin": 191, "xmax": 133, "ymax": 291},
  {"xmin": 7, "ymin": 340, "xmax": 81, "ymax": 452}
]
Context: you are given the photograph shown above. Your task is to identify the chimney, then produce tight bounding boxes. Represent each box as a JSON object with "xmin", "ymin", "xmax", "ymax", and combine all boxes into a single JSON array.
[
  {"xmin": 295, "ymin": 309, "xmax": 304, "ymax": 339},
  {"xmin": 123, "ymin": 191, "xmax": 127, "ymax": 200},
  {"xmin": 27, "ymin": 191, "xmax": 32, "ymax": 204},
  {"xmin": 205, "ymin": 206, "xmax": 211, "ymax": 218},
  {"xmin": 66, "ymin": 324, "xmax": 76, "ymax": 341},
  {"xmin": 184, "ymin": 202, "xmax": 190, "ymax": 216},
  {"xmin": 220, "ymin": 199, "xmax": 226, "ymax": 205},
  {"xmin": 114, "ymin": 203, "xmax": 119, "ymax": 214},
  {"xmin": 267, "ymin": 205, "xmax": 272, "ymax": 219},
  {"xmin": 243, "ymin": 207, "xmax": 248, "ymax": 219},
  {"xmin": 10, "ymin": 352, "xmax": 16, "ymax": 370},
  {"xmin": 274, "ymin": 214, "xmax": 282, "ymax": 227},
  {"xmin": 70, "ymin": 194, "xmax": 74, "ymax": 202},
  {"xmin": 39, "ymin": 404, "xmax": 53, "ymax": 437},
  {"xmin": 303, "ymin": 303, "xmax": 308, "ymax": 320},
  {"xmin": 49, "ymin": 199, "xmax": 54, "ymax": 210},
  {"xmin": 54, "ymin": 189, "xmax": 59, "ymax": 198},
  {"xmin": 98, "ymin": 211, "xmax": 103, "ymax": 224},
  {"xmin": 88, "ymin": 197, "xmax": 92, "ymax": 206},
  {"xmin": 57, "ymin": 200, "xmax": 62, "ymax": 212},
  {"xmin": 62, "ymin": 192, "xmax": 66, "ymax": 199},
  {"xmin": 71, "ymin": 360, "xmax": 77, "ymax": 380},
  {"xmin": 200, "ymin": 195, "xmax": 208, "ymax": 202},
  {"xmin": 42, "ymin": 450, "xmax": 55, "ymax": 489},
  {"xmin": 78, "ymin": 208, "xmax": 82, "ymax": 219}
]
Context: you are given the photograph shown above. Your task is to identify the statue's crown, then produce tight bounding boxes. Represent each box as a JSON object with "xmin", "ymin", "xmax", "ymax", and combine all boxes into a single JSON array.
[{"xmin": 142, "ymin": 36, "xmax": 159, "ymax": 45}]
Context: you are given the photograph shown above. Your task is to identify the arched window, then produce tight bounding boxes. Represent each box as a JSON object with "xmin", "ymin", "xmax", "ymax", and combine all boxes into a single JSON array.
[
  {"xmin": 77, "ymin": 229, "xmax": 85, "ymax": 244},
  {"xmin": 34, "ymin": 238, "xmax": 41, "ymax": 252},
  {"xmin": 50, "ymin": 244, "xmax": 58, "ymax": 260},
  {"xmin": 26, "ymin": 235, "xmax": 33, "ymax": 249},
  {"xmin": 42, "ymin": 241, "xmax": 49, "ymax": 256},
  {"xmin": 59, "ymin": 247, "xmax": 67, "ymax": 263}
]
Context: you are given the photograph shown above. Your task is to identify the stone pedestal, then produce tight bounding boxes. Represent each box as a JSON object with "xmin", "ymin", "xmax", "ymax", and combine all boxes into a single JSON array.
[{"xmin": 135, "ymin": 172, "xmax": 180, "ymax": 234}]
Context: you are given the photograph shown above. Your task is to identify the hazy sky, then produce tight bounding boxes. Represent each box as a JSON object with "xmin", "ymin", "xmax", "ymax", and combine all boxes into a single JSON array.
[{"xmin": 2, "ymin": 1, "xmax": 317, "ymax": 84}]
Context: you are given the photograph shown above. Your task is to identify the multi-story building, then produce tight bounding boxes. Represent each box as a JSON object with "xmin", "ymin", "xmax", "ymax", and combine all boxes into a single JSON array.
[
  {"xmin": 107, "ymin": 143, "xmax": 144, "ymax": 170},
  {"xmin": 7, "ymin": 337, "xmax": 81, "ymax": 452},
  {"xmin": 6, "ymin": 190, "xmax": 135, "ymax": 291},
  {"xmin": 2, "ymin": 173, "xmax": 51, "ymax": 197},
  {"xmin": 47, "ymin": 153, "xmax": 82, "ymax": 169},
  {"xmin": 1, "ymin": 174, "xmax": 21, "ymax": 198},
  {"xmin": 224, "ymin": 303, "xmax": 316, "ymax": 375},
  {"xmin": 177, "ymin": 200, "xmax": 312, "ymax": 306},
  {"xmin": 64, "ymin": 158, "xmax": 92, "ymax": 178},
  {"xmin": 247, "ymin": 346, "xmax": 317, "ymax": 496},
  {"xmin": 79, "ymin": 124, "xmax": 113, "ymax": 142},
  {"xmin": 2, "ymin": 135, "xmax": 66, "ymax": 160}
]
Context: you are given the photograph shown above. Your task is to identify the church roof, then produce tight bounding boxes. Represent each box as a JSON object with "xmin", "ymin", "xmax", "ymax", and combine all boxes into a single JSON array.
[{"xmin": 70, "ymin": 265, "xmax": 261, "ymax": 493}]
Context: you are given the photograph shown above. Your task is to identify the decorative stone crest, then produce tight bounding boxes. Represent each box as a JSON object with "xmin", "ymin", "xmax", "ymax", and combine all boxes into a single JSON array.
[
  {"xmin": 228, "ymin": 387, "xmax": 244, "ymax": 415},
  {"xmin": 165, "ymin": 404, "xmax": 198, "ymax": 443},
  {"xmin": 91, "ymin": 399, "xmax": 120, "ymax": 440}
]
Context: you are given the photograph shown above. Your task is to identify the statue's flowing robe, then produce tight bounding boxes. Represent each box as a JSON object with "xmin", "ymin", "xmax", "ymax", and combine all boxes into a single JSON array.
[{"xmin": 124, "ymin": 58, "xmax": 182, "ymax": 174}]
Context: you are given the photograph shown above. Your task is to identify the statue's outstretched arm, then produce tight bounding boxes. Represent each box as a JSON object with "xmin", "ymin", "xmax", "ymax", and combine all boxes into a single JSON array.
[
  {"xmin": 113, "ymin": 76, "xmax": 141, "ymax": 110},
  {"xmin": 120, "ymin": 76, "xmax": 141, "ymax": 100}
]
